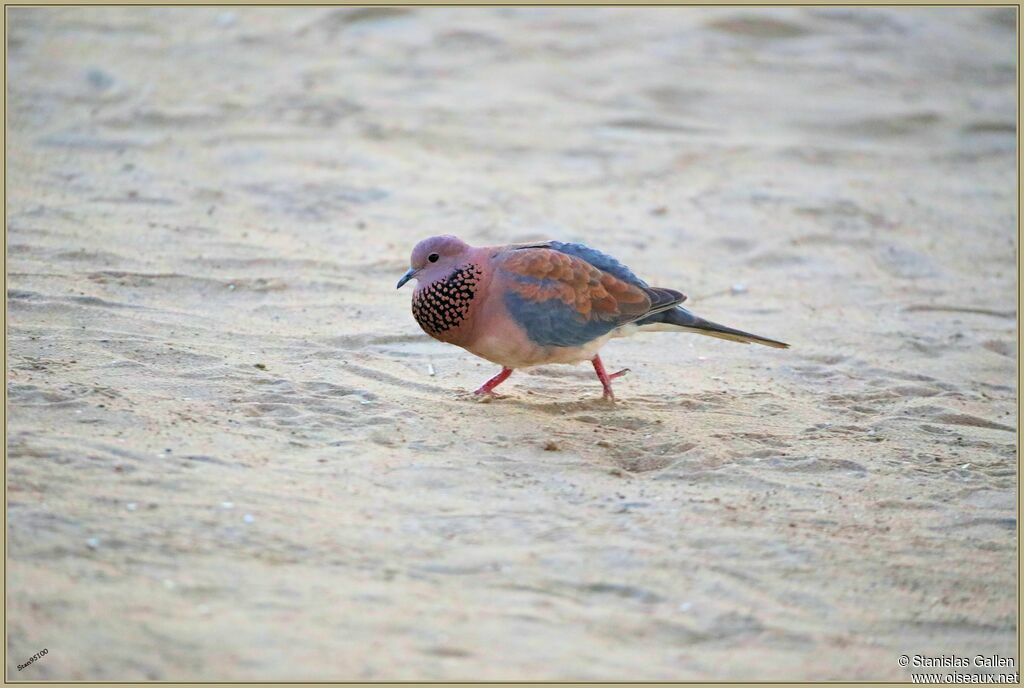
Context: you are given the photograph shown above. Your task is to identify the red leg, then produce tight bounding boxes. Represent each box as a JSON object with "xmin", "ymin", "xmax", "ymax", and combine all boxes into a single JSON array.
[
  {"xmin": 474, "ymin": 367, "xmax": 513, "ymax": 396},
  {"xmin": 591, "ymin": 355, "xmax": 628, "ymax": 400}
]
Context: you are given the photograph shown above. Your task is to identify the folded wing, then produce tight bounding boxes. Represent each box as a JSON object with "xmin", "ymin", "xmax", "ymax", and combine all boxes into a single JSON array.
[{"xmin": 498, "ymin": 245, "xmax": 685, "ymax": 347}]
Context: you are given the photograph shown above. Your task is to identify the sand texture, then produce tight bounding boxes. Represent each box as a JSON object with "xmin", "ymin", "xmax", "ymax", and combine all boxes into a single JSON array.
[{"xmin": 6, "ymin": 7, "xmax": 1018, "ymax": 681}]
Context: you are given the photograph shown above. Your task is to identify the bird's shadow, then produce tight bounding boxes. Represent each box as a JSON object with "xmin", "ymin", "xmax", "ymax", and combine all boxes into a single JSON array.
[{"xmin": 458, "ymin": 391, "xmax": 622, "ymax": 416}]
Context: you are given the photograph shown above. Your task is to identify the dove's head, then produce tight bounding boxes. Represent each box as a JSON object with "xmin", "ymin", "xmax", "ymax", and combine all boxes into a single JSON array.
[{"xmin": 396, "ymin": 235, "xmax": 472, "ymax": 289}]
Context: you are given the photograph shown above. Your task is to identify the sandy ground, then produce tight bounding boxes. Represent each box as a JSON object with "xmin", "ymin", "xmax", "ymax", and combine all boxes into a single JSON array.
[{"xmin": 5, "ymin": 7, "xmax": 1018, "ymax": 681}]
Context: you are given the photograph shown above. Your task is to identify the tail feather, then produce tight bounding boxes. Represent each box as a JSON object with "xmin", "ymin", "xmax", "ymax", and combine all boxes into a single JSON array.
[{"xmin": 639, "ymin": 306, "xmax": 789, "ymax": 349}]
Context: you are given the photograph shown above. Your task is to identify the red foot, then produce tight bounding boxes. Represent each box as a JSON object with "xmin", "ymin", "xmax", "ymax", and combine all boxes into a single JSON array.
[
  {"xmin": 474, "ymin": 367, "xmax": 513, "ymax": 396},
  {"xmin": 592, "ymin": 355, "xmax": 628, "ymax": 401}
]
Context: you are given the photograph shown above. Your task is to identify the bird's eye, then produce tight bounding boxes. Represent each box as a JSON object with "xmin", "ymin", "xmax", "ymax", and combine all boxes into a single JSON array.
[{"xmin": 428, "ymin": 253, "xmax": 440, "ymax": 263}]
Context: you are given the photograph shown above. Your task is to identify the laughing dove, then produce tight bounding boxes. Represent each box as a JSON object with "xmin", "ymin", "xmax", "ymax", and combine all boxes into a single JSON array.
[{"xmin": 397, "ymin": 235, "xmax": 788, "ymax": 400}]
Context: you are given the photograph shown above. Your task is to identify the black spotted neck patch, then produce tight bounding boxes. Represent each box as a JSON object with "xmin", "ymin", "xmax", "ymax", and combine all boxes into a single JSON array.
[{"xmin": 412, "ymin": 264, "xmax": 483, "ymax": 338}]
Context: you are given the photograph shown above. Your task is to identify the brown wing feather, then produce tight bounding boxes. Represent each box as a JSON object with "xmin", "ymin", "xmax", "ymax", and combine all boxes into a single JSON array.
[{"xmin": 501, "ymin": 249, "xmax": 656, "ymax": 323}]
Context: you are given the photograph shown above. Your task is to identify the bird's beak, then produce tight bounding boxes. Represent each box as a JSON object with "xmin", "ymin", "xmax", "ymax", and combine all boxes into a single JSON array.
[{"xmin": 396, "ymin": 268, "xmax": 418, "ymax": 289}]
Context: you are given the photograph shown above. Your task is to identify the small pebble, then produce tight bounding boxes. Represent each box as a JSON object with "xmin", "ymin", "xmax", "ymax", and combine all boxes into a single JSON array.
[
  {"xmin": 730, "ymin": 283, "xmax": 748, "ymax": 295},
  {"xmin": 85, "ymin": 68, "xmax": 115, "ymax": 90},
  {"xmin": 243, "ymin": 513, "xmax": 255, "ymax": 523},
  {"xmin": 254, "ymin": 363, "xmax": 267, "ymax": 370},
  {"xmin": 543, "ymin": 441, "xmax": 560, "ymax": 452},
  {"xmin": 221, "ymin": 501, "xmax": 234, "ymax": 509},
  {"xmin": 126, "ymin": 502, "xmax": 137, "ymax": 511},
  {"xmin": 86, "ymin": 537, "xmax": 101, "ymax": 549}
]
